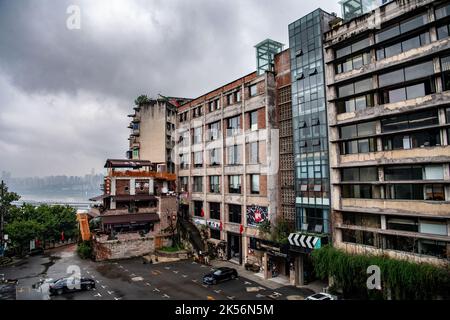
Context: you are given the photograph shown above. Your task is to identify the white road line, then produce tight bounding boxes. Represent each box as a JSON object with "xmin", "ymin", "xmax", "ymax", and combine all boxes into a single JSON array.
[
  {"xmin": 153, "ymin": 288, "xmax": 160, "ymax": 292},
  {"xmin": 164, "ymin": 266, "xmax": 171, "ymax": 270},
  {"xmin": 145, "ymin": 283, "xmax": 151, "ymax": 286},
  {"xmin": 162, "ymin": 294, "xmax": 170, "ymax": 299},
  {"xmin": 202, "ymin": 284, "xmax": 208, "ymax": 288},
  {"xmin": 108, "ymin": 291, "xmax": 114, "ymax": 295},
  {"xmin": 182, "ymin": 274, "xmax": 188, "ymax": 278},
  {"xmin": 192, "ymin": 279, "xmax": 198, "ymax": 283},
  {"xmin": 214, "ymin": 289, "xmax": 221, "ymax": 294},
  {"xmin": 130, "ymin": 273, "xmax": 136, "ymax": 277},
  {"xmin": 86, "ymin": 270, "xmax": 90, "ymax": 274},
  {"xmin": 244, "ymin": 281, "xmax": 252, "ymax": 285},
  {"xmin": 101, "ymin": 285, "xmax": 107, "ymax": 289},
  {"xmin": 96, "ymin": 280, "xmax": 100, "ymax": 283},
  {"xmin": 94, "ymin": 293, "xmax": 102, "ymax": 297},
  {"xmin": 118, "ymin": 266, "xmax": 124, "ymax": 269},
  {"xmin": 173, "ymin": 270, "xmax": 179, "ymax": 274},
  {"xmin": 192, "ymin": 262, "xmax": 197, "ymax": 265},
  {"xmin": 227, "ymin": 296, "xmax": 235, "ymax": 300},
  {"xmin": 114, "ymin": 297, "xmax": 121, "ymax": 300}
]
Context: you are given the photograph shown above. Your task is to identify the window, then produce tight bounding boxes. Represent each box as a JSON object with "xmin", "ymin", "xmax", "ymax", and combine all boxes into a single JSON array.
[
  {"xmin": 193, "ymin": 176, "xmax": 203, "ymax": 193},
  {"xmin": 194, "ymin": 201, "xmax": 203, "ymax": 217},
  {"xmin": 337, "ymin": 94, "xmax": 374, "ymax": 114},
  {"xmin": 384, "ymin": 235, "xmax": 418, "ymax": 253},
  {"xmin": 193, "ymin": 127, "xmax": 203, "ymax": 144},
  {"xmin": 209, "ymin": 99, "xmax": 220, "ymax": 112},
  {"xmin": 228, "ymin": 175, "xmax": 241, "ymax": 194},
  {"xmin": 437, "ymin": 24, "xmax": 450, "ymax": 40},
  {"xmin": 436, "ymin": 3, "xmax": 450, "ymax": 20},
  {"xmin": 227, "ymin": 116, "xmax": 240, "ymax": 136},
  {"xmin": 227, "ymin": 145, "xmax": 242, "ymax": 165},
  {"xmin": 228, "ymin": 204, "xmax": 241, "ymax": 224},
  {"xmin": 234, "ymin": 90, "xmax": 241, "ymax": 103},
  {"xmin": 248, "ymin": 142, "xmax": 259, "ymax": 164},
  {"xmin": 375, "ymin": 13, "xmax": 429, "ymax": 43},
  {"xmin": 419, "ymin": 239, "xmax": 448, "ymax": 258},
  {"xmin": 180, "ymin": 131, "xmax": 189, "ymax": 147},
  {"xmin": 336, "ymin": 52, "xmax": 371, "ymax": 74},
  {"xmin": 441, "ymin": 55, "xmax": 450, "ymax": 91},
  {"xmin": 425, "ymin": 184, "xmax": 445, "ymax": 201},
  {"xmin": 249, "ymin": 111, "xmax": 258, "ymax": 131},
  {"xmin": 179, "ymin": 177, "xmax": 188, "ymax": 192},
  {"xmin": 342, "ymin": 230, "xmax": 375, "ymax": 247},
  {"xmin": 381, "ymin": 110, "xmax": 439, "ymax": 133},
  {"xmin": 379, "ymin": 61, "xmax": 434, "ymax": 87},
  {"xmin": 208, "ymin": 121, "xmax": 221, "ymax": 141},
  {"xmin": 342, "ymin": 212, "xmax": 381, "ymax": 228},
  {"xmin": 384, "ymin": 165, "xmax": 423, "ymax": 181},
  {"xmin": 377, "ymin": 32, "xmax": 430, "ymax": 60},
  {"xmin": 337, "ymin": 78, "xmax": 373, "ymax": 98},
  {"xmin": 342, "ymin": 185, "xmax": 378, "ymax": 199},
  {"xmin": 382, "ymin": 130, "xmax": 441, "ymax": 150},
  {"xmin": 179, "ymin": 153, "xmax": 189, "ymax": 169},
  {"xmin": 209, "ymin": 176, "xmax": 220, "ymax": 194},
  {"xmin": 335, "ymin": 38, "xmax": 370, "ymax": 58},
  {"xmin": 192, "ymin": 106, "xmax": 203, "ymax": 118},
  {"xmin": 342, "ymin": 167, "xmax": 378, "ymax": 181},
  {"xmin": 249, "ymin": 84, "xmax": 257, "ymax": 97},
  {"xmin": 385, "ymin": 184, "xmax": 439, "ymax": 200},
  {"xmin": 179, "ymin": 112, "xmax": 188, "ymax": 123},
  {"xmin": 210, "ymin": 228, "xmax": 221, "ymax": 240},
  {"xmin": 193, "ymin": 151, "xmax": 203, "ymax": 168},
  {"xmin": 226, "ymin": 94, "xmax": 233, "ymax": 105},
  {"xmin": 250, "ymin": 174, "xmax": 260, "ymax": 194},
  {"xmin": 209, "ymin": 148, "xmax": 221, "ymax": 166},
  {"xmin": 420, "ymin": 220, "xmax": 448, "ymax": 236},
  {"xmin": 387, "ymin": 216, "xmax": 418, "ymax": 232},
  {"xmin": 340, "ymin": 121, "xmax": 377, "ymax": 155},
  {"xmin": 132, "ymin": 148, "xmax": 139, "ymax": 159},
  {"xmin": 209, "ymin": 202, "xmax": 221, "ymax": 220}
]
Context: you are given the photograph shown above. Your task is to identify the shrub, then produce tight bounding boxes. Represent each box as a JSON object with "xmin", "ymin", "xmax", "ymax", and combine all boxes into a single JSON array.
[{"xmin": 77, "ymin": 241, "xmax": 92, "ymax": 259}]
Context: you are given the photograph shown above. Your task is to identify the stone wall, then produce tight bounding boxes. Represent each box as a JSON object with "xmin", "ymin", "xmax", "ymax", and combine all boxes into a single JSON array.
[{"xmin": 93, "ymin": 234, "xmax": 172, "ymax": 261}]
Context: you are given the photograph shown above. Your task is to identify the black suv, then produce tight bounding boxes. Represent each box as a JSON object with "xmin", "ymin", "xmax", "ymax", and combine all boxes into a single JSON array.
[{"xmin": 203, "ymin": 267, "xmax": 238, "ymax": 285}]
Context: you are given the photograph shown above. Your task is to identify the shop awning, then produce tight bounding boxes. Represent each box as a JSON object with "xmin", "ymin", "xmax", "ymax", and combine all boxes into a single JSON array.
[{"xmin": 101, "ymin": 213, "xmax": 160, "ymax": 225}]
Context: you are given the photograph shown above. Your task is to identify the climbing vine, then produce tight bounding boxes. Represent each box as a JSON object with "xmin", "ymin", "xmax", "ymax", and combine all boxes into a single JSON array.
[{"xmin": 311, "ymin": 246, "xmax": 450, "ymax": 300}]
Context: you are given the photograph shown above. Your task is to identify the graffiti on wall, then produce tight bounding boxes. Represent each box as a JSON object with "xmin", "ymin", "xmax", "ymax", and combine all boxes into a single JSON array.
[{"xmin": 246, "ymin": 205, "xmax": 268, "ymax": 226}]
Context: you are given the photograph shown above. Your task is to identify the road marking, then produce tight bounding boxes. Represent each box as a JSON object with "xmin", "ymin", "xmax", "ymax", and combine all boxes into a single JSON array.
[
  {"xmin": 162, "ymin": 294, "xmax": 170, "ymax": 299},
  {"xmin": 200, "ymin": 265, "xmax": 207, "ymax": 268},
  {"xmin": 118, "ymin": 265, "xmax": 124, "ymax": 269},
  {"xmin": 202, "ymin": 284, "xmax": 208, "ymax": 288},
  {"xmin": 101, "ymin": 285, "xmax": 107, "ymax": 289},
  {"xmin": 124, "ymin": 269, "xmax": 129, "ymax": 272},
  {"xmin": 94, "ymin": 293, "xmax": 102, "ymax": 297},
  {"xmin": 214, "ymin": 289, "xmax": 221, "ymax": 294},
  {"xmin": 86, "ymin": 270, "xmax": 90, "ymax": 274},
  {"xmin": 153, "ymin": 288, "xmax": 160, "ymax": 292},
  {"xmin": 131, "ymin": 276, "xmax": 144, "ymax": 282},
  {"xmin": 113, "ymin": 262, "xmax": 118, "ymax": 265},
  {"xmin": 244, "ymin": 281, "xmax": 252, "ymax": 285},
  {"xmin": 172, "ymin": 270, "xmax": 179, "ymax": 274},
  {"xmin": 207, "ymin": 296, "xmax": 215, "ymax": 300},
  {"xmin": 151, "ymin": 270, "xmax": 161, "ymax": 275},
  {"xmin": 96, "ymin": 280, "xmax": 100, "ymax": 283},
  {"xmin": 192, "ymin": 262, "xmax": 197, "ymax": 265},
  {"xmin": 192, "ymin": 279, "xmax": 198, "ymax": 283},
  {"xmin": 256, "ymin": 294, "xmax": 265, "ymax": 298},
  {"xmin": 107, "ymin": 291, "xmax": 114, "ymax": 295},
  {"xmin": 182, "ymin": 274, "xmax": 188, "ymax": 278},
  {"xmin": 246, "ymin": 287, "xmax": 262, "ymax": 292},
  {"xmin": 164, "ymin": 266, "xmax": 171, "ymax": 270},
  {"xmin": 130, "ymin": 273, "xmax": 136, "ymax": 277},
  {"xmin": 227, "ymin": 296, "xmax": 235, "ymax": 300},
  {"xmin": 114, "ymin": 297, "xmax": 121, "ymax": 300}
]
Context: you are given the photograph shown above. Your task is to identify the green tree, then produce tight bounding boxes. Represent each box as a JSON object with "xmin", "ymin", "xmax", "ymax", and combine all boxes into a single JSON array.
[
  {"xmin": 134, "ymin": 94, "xmax": 150, "ymax": 106},
  {"xmin": 5, "ymin": 220, "xmax": 44, "ymax": 256}
]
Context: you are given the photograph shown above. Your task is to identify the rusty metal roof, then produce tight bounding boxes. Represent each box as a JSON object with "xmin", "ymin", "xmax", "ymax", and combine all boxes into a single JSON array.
[{"xmin": 104, "ymin": 159, "xmax": 152, "ymax": 168}]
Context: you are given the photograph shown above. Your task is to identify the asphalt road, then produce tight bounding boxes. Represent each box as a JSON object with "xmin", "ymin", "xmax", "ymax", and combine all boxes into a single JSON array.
[{"xmin": 0, "ymin": 245, "xmax": 313, "ymax": 300}]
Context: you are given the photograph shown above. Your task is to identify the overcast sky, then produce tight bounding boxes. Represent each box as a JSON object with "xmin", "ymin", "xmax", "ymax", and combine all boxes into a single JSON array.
[{"xmin": 0, "ymin": 0, "xmax": 340, "ymax": 177}]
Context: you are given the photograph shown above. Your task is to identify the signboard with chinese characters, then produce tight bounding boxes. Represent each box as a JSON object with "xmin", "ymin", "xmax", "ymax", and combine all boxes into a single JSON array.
[{"xmin": 246, "ymin": 205, "xmax": 268, "ymax": 226}]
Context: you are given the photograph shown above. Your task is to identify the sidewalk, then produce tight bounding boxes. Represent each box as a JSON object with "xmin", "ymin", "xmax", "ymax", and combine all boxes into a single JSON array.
[{"xmin": 210, "ymin": 259, "xmax": 326, "ymax": 293}]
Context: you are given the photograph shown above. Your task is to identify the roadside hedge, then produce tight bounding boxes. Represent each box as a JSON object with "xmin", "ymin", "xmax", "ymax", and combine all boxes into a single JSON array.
[{"xmin": 311, "ymin": 245, "xmax": 450, "ymax": 299}]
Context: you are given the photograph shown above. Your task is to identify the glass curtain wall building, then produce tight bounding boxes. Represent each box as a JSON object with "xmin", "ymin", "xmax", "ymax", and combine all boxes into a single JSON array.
[{"xmin": 288, "ymin": 9, "xmax": 336, "ymax": 241}]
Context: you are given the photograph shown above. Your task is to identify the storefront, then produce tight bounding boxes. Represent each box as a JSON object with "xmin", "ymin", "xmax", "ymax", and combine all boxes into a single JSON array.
[
  {"xmin": 227, "ymin": 232, "xmax": 242, "ymax": 264},
  {"xmin": 248, "ymin": 237, "xmax": 290, "ymax": 280}
]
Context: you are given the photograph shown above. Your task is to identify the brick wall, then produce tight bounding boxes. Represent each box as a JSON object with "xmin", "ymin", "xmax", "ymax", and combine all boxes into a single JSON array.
[{"xmin": 116, "ymin": 179, "xmax": 130, "ymax": 195}]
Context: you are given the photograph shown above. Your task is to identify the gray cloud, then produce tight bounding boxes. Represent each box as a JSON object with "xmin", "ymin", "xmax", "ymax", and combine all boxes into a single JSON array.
[{"xmin": 0, "ymin": 0, "xmax": 340, "ymax": 177}]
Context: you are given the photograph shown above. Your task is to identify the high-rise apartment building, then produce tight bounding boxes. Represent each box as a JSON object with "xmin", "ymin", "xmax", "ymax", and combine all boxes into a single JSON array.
[
  {"xmin": 324, "ymin": 0, "xmax": 450, "ymax": 266},
  {"xmin": 127, "ymin": 96, "xmax": 190, "ymax": 173}
]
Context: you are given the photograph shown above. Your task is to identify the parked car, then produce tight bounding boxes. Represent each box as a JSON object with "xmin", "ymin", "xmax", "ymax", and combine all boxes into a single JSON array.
[
  {"xmin": 305, "ymin": 293, "xmax": 338, "ymax": 300},
  {"xmin": 203, "ymin": 267, "xmax": 238, "ymax": 285},
  {"xmin": 49, "ymin": 277, "xmax": 95, "ymax": 295}
]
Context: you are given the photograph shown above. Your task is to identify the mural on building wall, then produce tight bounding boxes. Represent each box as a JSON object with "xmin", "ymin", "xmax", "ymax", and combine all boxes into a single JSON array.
[{"xmin": 246, "ymin": 205, "xmax": 268, "ymax": 226}]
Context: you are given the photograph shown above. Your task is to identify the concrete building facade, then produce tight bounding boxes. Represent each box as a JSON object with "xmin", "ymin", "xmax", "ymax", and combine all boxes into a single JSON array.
[
  {"xmin": 175, "ymin": 67, "xmax": 282, "ymax": 270},
  {"xmin": 324, "ymin": 0, "xmax": 450, "ymax": 266}
]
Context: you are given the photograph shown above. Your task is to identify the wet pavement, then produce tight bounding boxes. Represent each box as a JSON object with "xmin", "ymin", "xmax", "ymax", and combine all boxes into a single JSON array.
[{"xmin": 0, "ymin": 245, "xmax": 314, "ymax": 300}]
